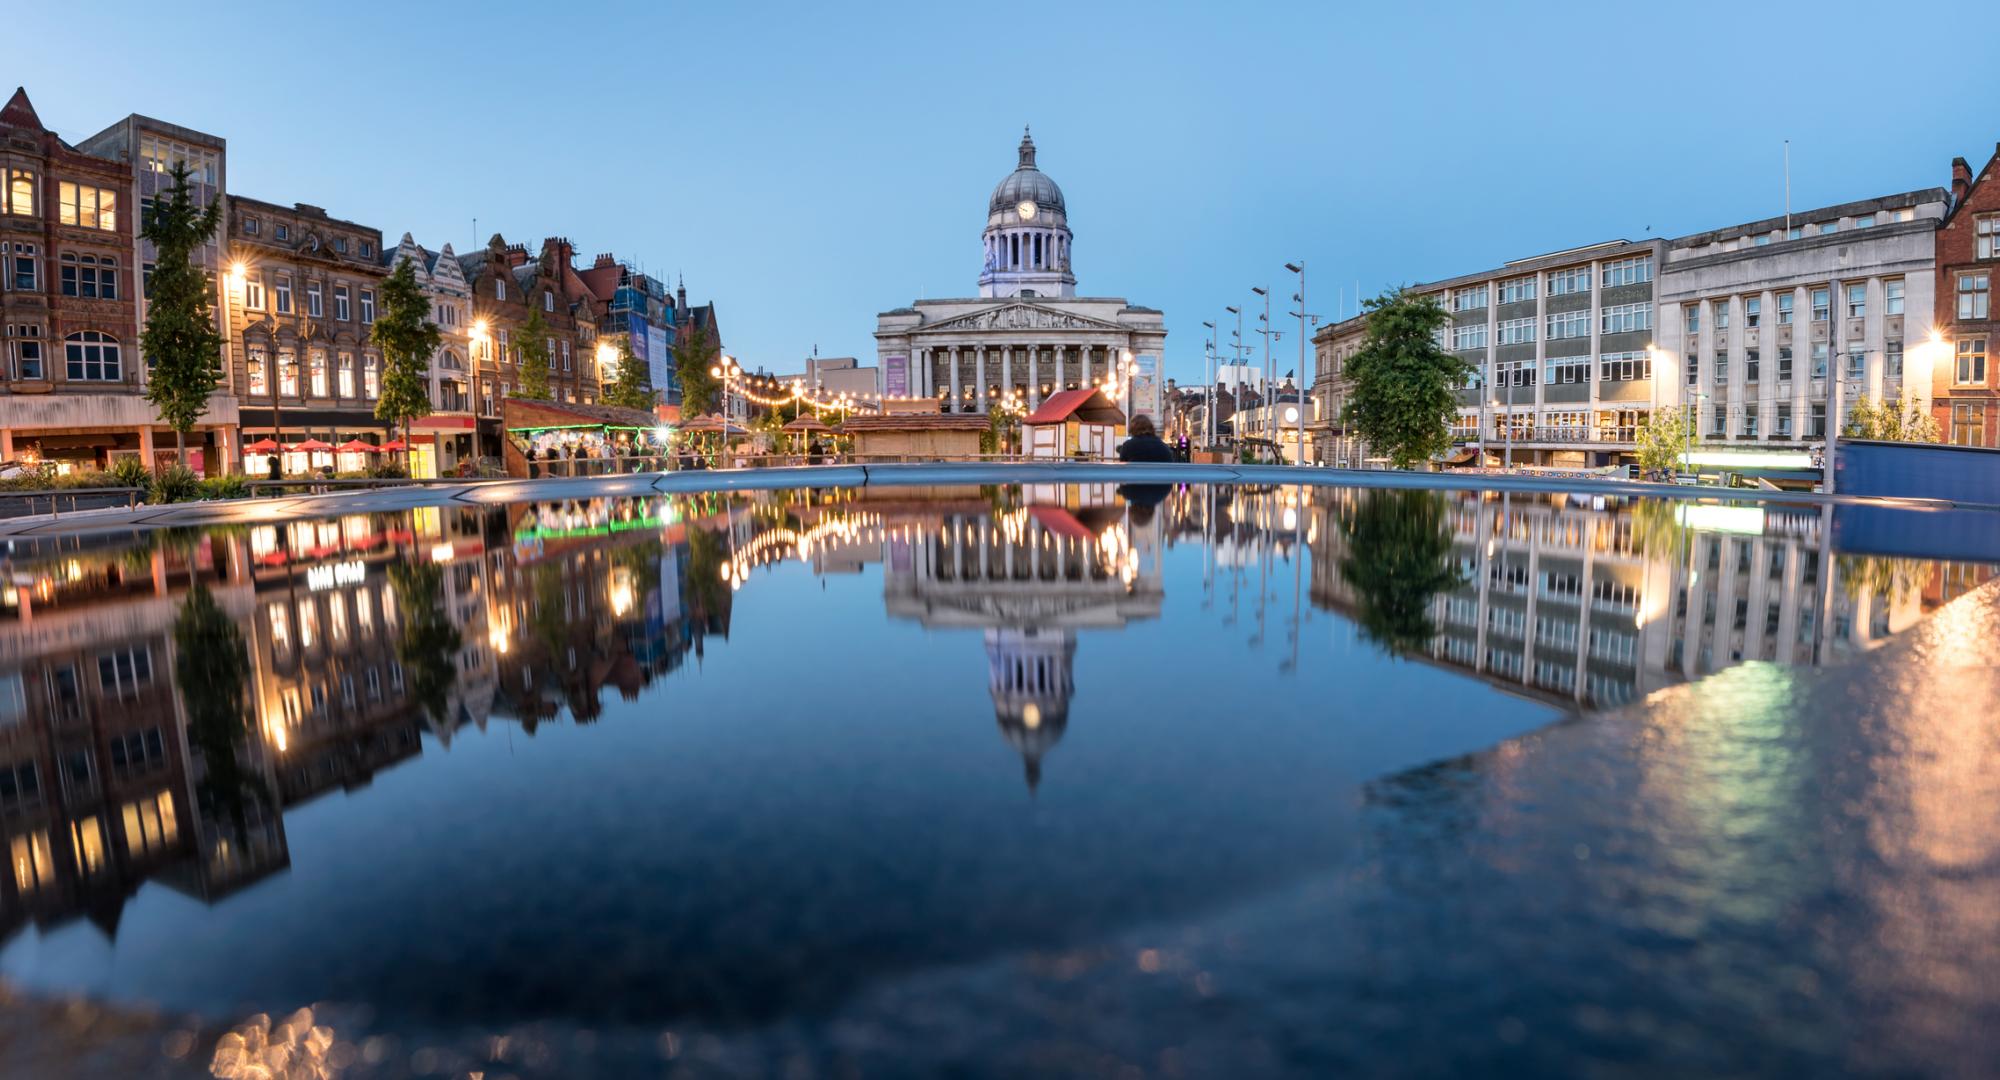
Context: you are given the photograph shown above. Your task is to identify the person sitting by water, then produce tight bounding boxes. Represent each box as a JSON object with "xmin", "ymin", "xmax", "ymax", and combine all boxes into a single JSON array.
[{"xmin": 1117, "ymin": 414, "xmax": 1177, "ymax": 463}]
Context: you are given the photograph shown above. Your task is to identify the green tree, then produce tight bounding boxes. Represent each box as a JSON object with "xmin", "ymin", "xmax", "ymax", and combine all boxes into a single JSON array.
[
  {"xmin": 1843, "ymin": 393, "xmax": 1939, "ymax": 443},
  {"xmin": 1341, "ymin": 290, "xmax": 1469, "ymax": 469},
  {"xmin": 140, "ymin": 162, "xmax": 225, "ymax": 468},
  {"xmin": 671, "ymin": 325, "xmax": 721, "ymax": 415},
  {"xmin": 371, "ymin": 257, "xmax": 441, "ymax": 471},
  {"xmin": 1635, "ymin": 406, "xmax": 1694, "ymax": 477},
  {"xmin": 517, "ymin": 307, "xmax": 553, "ymax": 400},
  {"xmin": 602, "ymin": 336, "xmax": 656, "ymax": 410},
  {"xmin": 389, "ymin": 559, "xmax": 463, "ymax": 725},
  {"xmin": 1336, "ymin": 489, "xmax": 1464, "ymax": 654}
]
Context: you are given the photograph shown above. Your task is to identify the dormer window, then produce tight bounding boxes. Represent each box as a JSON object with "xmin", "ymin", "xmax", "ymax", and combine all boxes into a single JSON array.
[
  {"xmin": 360, "ymin": 240, "xmax": 373, "ymax": 258},
  {"xmin": 275, "ymin": 223, "xmax": 289, "ymax": 242},
  {"xmin": 334, "ymin": 237, "xmax": 348, "ymax": 254},
  {"xmin": 243, "ymin": 217, "xmax": 259, "ymax": 236}
]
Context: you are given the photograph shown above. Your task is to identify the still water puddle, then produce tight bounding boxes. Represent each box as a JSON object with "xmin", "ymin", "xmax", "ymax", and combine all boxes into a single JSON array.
[{"xmin": 0, "ymin": 483, "xmax": 1993, "ymax": 1076}]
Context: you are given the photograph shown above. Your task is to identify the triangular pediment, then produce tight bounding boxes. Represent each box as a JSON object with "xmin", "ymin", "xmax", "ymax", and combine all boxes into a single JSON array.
[{"xmin": 924, "ymin": 302, "xmax": 1125, "ymax": 334}]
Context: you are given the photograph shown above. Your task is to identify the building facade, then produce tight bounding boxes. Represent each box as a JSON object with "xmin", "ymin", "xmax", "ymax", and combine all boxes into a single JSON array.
[
  {"xmin": 382, "ymin": 233, "xmax": 477, "ymax": 475},
  {"xmin": 225, "ymin": 197, "xmax": 388, "ymax": 468},
  {"xmin": 875, "ymin": 131, "xmax": 1167, "ymax": 421},
  {"xmin": 1935, "ymin": 146, "xmax": 2000, "ymax": 447},
  {"xmin": 575, "ymin": 254, "xmax": 679, "ymax": 409},
  {"xmin": 460, "ymin": 235, "xmax": 602, "ymax": 417},
  {"xmin": 1657, "ymin": 190, "xmax": 1945, "ymax": 450},
  {"xmin": 1308, "ymin": 314, "xmax": 1368, "ymax": 466}
]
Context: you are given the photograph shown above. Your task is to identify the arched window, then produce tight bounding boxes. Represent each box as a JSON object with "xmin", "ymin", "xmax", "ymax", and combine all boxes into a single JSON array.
[{"xmin": 64, "ymin": 331, "xmax": 122, "ymax": 382}]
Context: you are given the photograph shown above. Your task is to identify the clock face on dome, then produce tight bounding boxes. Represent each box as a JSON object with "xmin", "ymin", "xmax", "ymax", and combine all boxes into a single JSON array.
[{"xmin": 1016, "ymin": 200, "xmax": 1037, "ymax": 221}]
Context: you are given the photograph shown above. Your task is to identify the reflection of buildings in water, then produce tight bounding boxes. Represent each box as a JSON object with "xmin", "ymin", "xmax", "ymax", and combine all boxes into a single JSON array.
[
  {"xmin": 1308, "ymin": 490, "xmax": 1989, "ymax": 711},
  {"xmin": 880, "ymin": 485, "xmax": 1164, "ymax": 788}
]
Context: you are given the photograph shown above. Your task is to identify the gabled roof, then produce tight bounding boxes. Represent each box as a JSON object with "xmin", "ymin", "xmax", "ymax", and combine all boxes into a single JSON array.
[
  {"xmin": 0, "ymin": 87, "xmax": 42, "ymax": 131},
  {"xmin": 1024, "ymin": 388, "xmax": 1124, "ymax": 426}
]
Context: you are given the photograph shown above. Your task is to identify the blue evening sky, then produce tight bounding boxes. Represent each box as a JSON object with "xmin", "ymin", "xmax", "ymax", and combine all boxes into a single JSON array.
[{"xmin": 10, "ymin": 0, "xmax": 1996, "ymax": 385}]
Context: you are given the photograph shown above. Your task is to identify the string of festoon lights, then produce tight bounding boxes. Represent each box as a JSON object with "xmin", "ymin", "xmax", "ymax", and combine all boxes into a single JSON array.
[{"xmin": 727, "ymin": 372, "xmax": 885, "ymax": 415}]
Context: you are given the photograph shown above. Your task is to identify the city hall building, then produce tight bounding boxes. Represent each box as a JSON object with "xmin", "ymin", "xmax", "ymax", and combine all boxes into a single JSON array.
[{"xmin": 873, "ymin": 129, "xmax": 1167, "ymax": 421}]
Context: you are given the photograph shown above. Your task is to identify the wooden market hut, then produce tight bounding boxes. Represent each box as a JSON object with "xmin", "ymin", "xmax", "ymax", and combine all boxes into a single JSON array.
[
  {"xmin": 1021, "ymin": 388, "xmax": 1126, "ymax": 460},
  {"xmin": 501, "ymin": 398, "xmax": 663, "ymax": 477},
  {"xmin": 841, "ymin": 412, "xmax": 989, "ymax": 460}
]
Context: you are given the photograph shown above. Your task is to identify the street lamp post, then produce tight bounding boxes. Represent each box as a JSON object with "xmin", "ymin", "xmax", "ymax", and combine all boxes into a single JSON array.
[
  {"xmin": 1252, "ymin": 286, "xmax": 1274, "ymax": 448},
  {"xmin": 1286, "ymin": 261, "xmax": 1309, "ymax": 466},
  {"xmin": 1201, "ymin": 319, "xmax": 1217, "ymax": 453},
  {"xmin": 708, "ymin": 354, "xmax": 741, "ymax": 469}
]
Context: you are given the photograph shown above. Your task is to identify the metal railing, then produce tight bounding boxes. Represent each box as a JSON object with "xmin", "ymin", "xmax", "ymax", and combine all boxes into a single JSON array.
[{"xmin": 0, "ymin": 486, "xmax": 145, "ymax": 520}]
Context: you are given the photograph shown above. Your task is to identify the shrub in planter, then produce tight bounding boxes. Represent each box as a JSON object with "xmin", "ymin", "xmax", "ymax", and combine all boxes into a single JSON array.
[
  {"xmin": 150, "ymin": 464, "xmax": 202, "ymax": 504},
  {"xmin": 107, "ymin": 456, "xmax": 153, "ymax": 490},
  {"xmin": 197, "ymin": 474, "xmax": 250, "ymax": 501}
]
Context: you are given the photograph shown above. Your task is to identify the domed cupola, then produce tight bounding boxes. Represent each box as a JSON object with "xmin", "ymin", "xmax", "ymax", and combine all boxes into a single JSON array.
[{"xmin": 979, "ymin": 127, "xmax": 1077, "ymax": 300}]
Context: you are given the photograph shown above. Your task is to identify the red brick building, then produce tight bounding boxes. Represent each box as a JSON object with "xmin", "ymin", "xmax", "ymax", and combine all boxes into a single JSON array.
[
  {"xmin": 460, "ymin": 234, "xmax": 601, "ymax": 410},
  {"xmin": 1935, "ymin": 145, "xmax": 2000, "ymax": 447},
  {"xmin": 1, "ymin": 88, "xmax": 154, "ymax": 470}
]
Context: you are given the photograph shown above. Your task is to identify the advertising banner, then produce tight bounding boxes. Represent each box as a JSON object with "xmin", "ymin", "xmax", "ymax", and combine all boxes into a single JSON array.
[
  {"xmin": 884, "ymin": 355, "xmax": 909, "ymax": 398},
  {"xmin": 1132, "ymin": 353, "xmax": 1161, "ymax": 422},
  {"xmin": 647, "ymin": 325, "xmax": 670, "ymax": 392}
]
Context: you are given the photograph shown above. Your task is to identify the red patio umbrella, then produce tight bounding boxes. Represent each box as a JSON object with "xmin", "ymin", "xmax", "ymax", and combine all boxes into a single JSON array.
[
  {"xmin": 379, "ymin": 439, "xmax": 407, "ymax": 452},
  {"xmin": 336, "ymin": 439, "xmax": 380, "ymax": 453},
  {"xmin": 290, "ymin": 438, "xmax": 334, "ymax": 452},
  {"xmin": 244, "ymin": 438, "xmax": 281, "ymax": 453}
]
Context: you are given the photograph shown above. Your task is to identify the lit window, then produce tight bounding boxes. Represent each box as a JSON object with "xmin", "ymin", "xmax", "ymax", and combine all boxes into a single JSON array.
[
  {"xmin": 57, "ymin": 182, "xmax": 117, "ymax": 230},
  {"xmin": 309, "ymin": 349, "xmax": 328, "ymax": 396},
  {"xmin": 278, "ymin": 348, "xmax": 298, "ymax": 394},
  {"xmin": 338, "ymin": 351, "xmax": 355, "ymax": 397},
  {"xmin": 247, "ymin": 344, "xmax": 267, "ymax": 395},
  {"xmin": 3, "ymin": 168, "xmax": 33, "ymax": 216},
  {"xmin": 63, "ymin": 331, "xmax": 122, "ymax": 381},
  {"xmin": 364, "ymin": 354, "xmax": 379, "ymax": 398}
]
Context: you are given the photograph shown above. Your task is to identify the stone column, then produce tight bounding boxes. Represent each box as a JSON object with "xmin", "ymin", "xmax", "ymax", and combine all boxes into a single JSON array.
[
  {"xmin": 1081, "ymin": 344, "xmax": 1093, "ymax": 388},
  {"xmin": 1027, "ymin": 344, "xmax": 1041, "ymax": 410},
  {"xmin": 1002, "ymin": 345, "xmax": 1012, "ymax": 398},
  {"xmin": 949, "ymin": 346, "xmax": 961, "ymax": 411},
  {"xmin": 975, "ymin": 346, "xmax": 987, "ymax": 407}
]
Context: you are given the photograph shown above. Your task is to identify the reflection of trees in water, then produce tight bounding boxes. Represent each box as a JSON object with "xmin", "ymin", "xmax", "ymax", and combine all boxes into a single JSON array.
[
  {"xmin": 1338, "ymin": 489, "xmax": 1464, "ymax": 654},
  {"xmin": 1837, "ymin": 554, "xmax": 1934, "ymax": 603},
  {"xmin": 684, "ymin": 525, "xmax": 734, "ymax": 631},
  {"xmin": 173, "ymin": 581, "xmax": 263, "ymax": 825},
  {"xmin": 1630, "ymin": 498, "xmax": 1690, "ymax": 560},
  {"xmin": 388, "ymin": 560, "xmax": 463, "ymax": 724}
]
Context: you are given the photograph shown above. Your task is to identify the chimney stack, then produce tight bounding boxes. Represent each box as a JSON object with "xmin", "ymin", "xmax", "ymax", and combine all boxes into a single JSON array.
[{"xmin": 1952, "ymin": 156, "xmax": 1974, "ymax": 206}]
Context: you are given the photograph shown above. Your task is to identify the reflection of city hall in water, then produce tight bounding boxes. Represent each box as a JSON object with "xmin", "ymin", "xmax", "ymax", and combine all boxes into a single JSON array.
[{"xmin": 3, "ymin": 484, "xmax": 1986, "ymax": 937}]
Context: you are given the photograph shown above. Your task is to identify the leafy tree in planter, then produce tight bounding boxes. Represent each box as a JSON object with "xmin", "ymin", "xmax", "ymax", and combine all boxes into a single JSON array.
[
  {"xmin": 140, "ymin": 162, "xmax": 224, "ymax": 468},
  {"xmin": 517, "ymin": 306, "xmax": 553, "ymax": 400},
  {"xmin": 371, "ymin": 257, "xmax": 441, "ymax": 472},
  {"xmin": 1843, "ymin": 393, "xmax": 1939, "ymax": 443},
  {"xmin": 603, "ymin": 337, "xmax": 656, "ymax": 410},
  {"xmin": 1635, "ymin": 406, "xmax": 1694, "ymax": 477},
  {"xmin": 1341, "ymin": 289, "xmax": 1469, "ymax": 470}
]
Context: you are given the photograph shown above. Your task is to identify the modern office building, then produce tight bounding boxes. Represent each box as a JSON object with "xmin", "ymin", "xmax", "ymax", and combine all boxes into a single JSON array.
[
  {"xmin": 1419, "ymin": 239, "xmax": 1665, "ymax": 468},
  {"xmin": 1656, "ymin": 190, "xmax": 1947, "ymax": 449}
]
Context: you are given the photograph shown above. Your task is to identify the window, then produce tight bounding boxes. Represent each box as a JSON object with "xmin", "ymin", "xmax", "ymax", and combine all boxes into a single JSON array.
[
  {"xmin": 1819, "ymin": 221, "xmax": 1838, "ymax": 235},
  {"xmin": 97, "ymin": 648, "xmax": 154, "ymax": 696},
  {"xmin": 1855, "ymin": 214, "xmax": 1876, "ymax": 228},
  {"xmin": 1744, "ymin": 404, "xmax": 1759, "ymax": 438},
  {"xmin": 1845, "ymin": 349, "xmax": 1866, "ymax": 380},
  {"xmin": 1601, "ymin": 303, "xmax": 1650, "ymax": 334},
  {"xmin": 1811, "ymin": 287, "xmax": 1830, "ymax": 322},
  {"xmin": 1776, "ymin": 403, "xmax": 1793, "ymax": 436},
  {"xmin": 1547, "ymin": 310, "xmax": 1589, "ymax": 340},
  {"xmin": 1809, "ymin": 402, "xmax": 1827, "ymax": 437},
  {"xmin": 308, "ymin": 349, "xmax": 328, "ymax": 396},
  {"xmin": 363, "ymin": 354, "xmax": 379, "ymax": 398},
  {"xmin": 1745, "ymin": 349, "xmax": 1760, "ymax": 383},
  {"xmin": 334, "ymin": 237, "xmax": 347, "ymax": 255},
  {"xmin": 1753, "ymin": 234, "xmax": 1771, "ymax": 247},
  {"xmin": 59, "ymin": 253, "xmax": 117, "ymax": 299},
  {"xmin": 63, "ymin": 331, "xmax": 122, "ymax": 381},
  {"xmin": 1778, "ymin": 346, "xmax": 1793, "ymax": 381},
  {"xmin": 3, "ymin": 168, "xmax": 34, "ymax": 216},
  {"xmin": 1886, "ymin": 339, "xmax": 1904, "ymax": 379},
  {"xmin": 1598, "ymin": 351, "xmax": 1651, "ymax": 382},
  {"xmin": 243, "ymin": 274, "xmax": 265, "ymax": 310},
  {"xmin": 274, "ymin": 223, "xmax": 289, "ymax": 241},
  {"xmin": 8, "ymin": 242, "xmax": 35, "ymax": 291},
  {"xmin": 1778, "ymin": 293, "xmax": 1794, "ymax": 324},
  {"xmin": 360, "ymin": 240, "xmax": 374, "ymax": 258},
  {"xmin": 1684, "ymin": 305, "xmax": 1699, "ymax": 335},
  {"xmin": 1498, "ymin": 276, "xmax": 1535, "ymax": 304},
  {"xmin": 306, "ymin": 280, "xmax": 323, "ymax": 318},
  {"xmin": 1545, "ymin": 355, "xmax": 1588, "ymax": 383},
  {"xmin": 338, "ymin": 351, "xmax": 355, "ymax": 397},
  {"xmin": 9, "ymin": 326, "xmax": 44, "ymax": 380},
  {"xmin": 1714, "ymin": 351, "xmax": 1729, "ymax": 385},
  {"xmin": 1601, "ymin": 255, "xmax": 1652, "ymax": 287},
  {"xmin": 1951, "ymin": 402, "xmax": 1988, "ymax": 446},
  {"xmin": 1685, "ymin": 354, "xmax": 1698, "ymax": 386},
  {"xmin": 1497, "ymin": 316, "xmax": 1535, "ymax": 344},
  {"xmin": 58, "ymin": 182, "xmax": 117, "ymax": 230},
  {"xmin": 1846, "ymin": 283, "xmax": 1866, "ymax": 319},
  {"xmin": 243, "ymin": 216, "xmax": 259, "ymax": 236},
  {"xmin": 1811, "ymin": 342, "xmax": 1829, "ymax": 379},
  {"xmin": 1745, "ymin": 296, "xmax": 1761, "ymax": 328},
  {"xmin": 1878, "ymin": 277, "xmax": 1904, "ymax": 317},
  {"xmin": 1452, "ymin": 323, "xmax": 1487, "ymax": 350},
  {"xmin": 1496, "ymin": 359, "xmax": 1537, "ymax": 387},
  {"xmin": 1712, "ymin": 404, "xmax": 1727, "ymax": 437},
  {"xmin": 1452, "ymin": 285, "xmax": 1487, "ymax": 312},
  {"xmin": 360, "ymin": 289, "xmax": 375, "ymax": 324},
  {"xmin": 1978, "ymin": 215, "xmax": 2000, "ymax": 260},
  {"xmin": 334, "ymin": 284, "xmax": 350, "ymax": 321},
  {"xmin": 496, "ymin": 278, "xmax": 506, "ymax": 300},
  {"xmin": 1547, "ymin": 266, "xmax": 1590, "ymax": 295},
  {"xmin": 560, "ymin": 340, "xmax": 571, "ymax": 370},
  {"xmin": 1712, "ymin": 300, "xmax": 1730, "ymax": 331},
  {"xmin": 275, "ymin": 275, "xmax": 293, "ymax": 314},
  {"xmin": 542, "ymin": 291, "xmax": 554, "ymax": 312},
  {"xmin": 1958, "ymin": 272, "xmax": 1990, "ymax": 320},
  {"xmin": 1885, "ymin": 207, "xmax": 1915, "ymax": 223},
  {"xmin": 1958, "ymin": 337, "xmax": 1988, "ymax": 385},
  {"xmin": 1788, "ymin": 225, "xmax": 1804, "ymax": 241},
  {"xmin": 247, "ymin": 344, "xmax": 267, "ymax": 395}
]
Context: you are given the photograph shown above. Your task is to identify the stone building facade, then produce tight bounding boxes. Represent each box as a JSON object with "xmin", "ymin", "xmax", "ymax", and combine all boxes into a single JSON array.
[
  {"xmin": 1934, "ymin": 146, "xmax": 2000, "ymax": 447},
  {"xmin": 225, "ymin": 197, "xmax": 388, "ymax": 464},
  {"xmin": 1307, "ymin": 314, "xmax": 1369, "ymax": 466},
  {"xmin": 875, "ymin": 131, "xmax": 1166, "ymax": 421},
  {"xmin": 383, "ymin": 233, "xmax": 477, "ymax": 474},
  {"xmin": 1657, "ymin": 189, "xmax": 1946, "ymax": 449}
]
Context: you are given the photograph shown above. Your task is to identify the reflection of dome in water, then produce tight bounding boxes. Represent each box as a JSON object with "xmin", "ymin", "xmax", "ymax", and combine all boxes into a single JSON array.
[{"xmin": 986, "ymin": 627, "xmax": 1076, "ymax": 792}]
